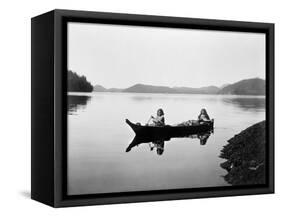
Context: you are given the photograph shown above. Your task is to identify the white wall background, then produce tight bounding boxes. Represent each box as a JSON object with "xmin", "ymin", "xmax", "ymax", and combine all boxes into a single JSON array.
[{"xmin": 0, "ymin": 0, "xmax": 279, "ymax": 215}]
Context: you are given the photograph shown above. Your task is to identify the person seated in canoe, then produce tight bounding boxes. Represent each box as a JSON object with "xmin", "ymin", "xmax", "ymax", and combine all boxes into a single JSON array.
[
  {"xmin": 177, "ymin": 108, "xmax": 211, "ymax": 126},
  {"xmin": 198, "ymin": 108, "xmax": 210, "ymax": 123},
  {"xmin": 147, "ymin": 108, "xmax": 165, "ymax": 126}
]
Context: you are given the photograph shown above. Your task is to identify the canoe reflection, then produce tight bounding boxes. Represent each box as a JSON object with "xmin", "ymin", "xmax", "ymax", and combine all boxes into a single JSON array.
[{"xmin": 126, "ymin": 130, "xmax": 213, "ymax": 155}]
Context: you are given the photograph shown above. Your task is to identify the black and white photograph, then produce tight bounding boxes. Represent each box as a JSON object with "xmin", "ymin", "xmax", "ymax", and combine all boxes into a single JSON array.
[
  {"xmin": 67, "ymin": 22, "xmax": 266, "ymax": 196},
  {"xmin": 0, "ymin": 0, "xmax": 279, "ymax": 214}
]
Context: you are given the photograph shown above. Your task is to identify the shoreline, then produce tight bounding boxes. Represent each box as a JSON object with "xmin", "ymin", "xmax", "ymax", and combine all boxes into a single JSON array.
[{"xmin": 67, "ymin": 91, "xmax": 266, "ymax": 98}]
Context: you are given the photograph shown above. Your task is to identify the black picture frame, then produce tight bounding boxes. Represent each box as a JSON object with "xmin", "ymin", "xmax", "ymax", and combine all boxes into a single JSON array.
[{"xmin": 31, "ymin": 9, "xmax": 274, "ymax": 207}]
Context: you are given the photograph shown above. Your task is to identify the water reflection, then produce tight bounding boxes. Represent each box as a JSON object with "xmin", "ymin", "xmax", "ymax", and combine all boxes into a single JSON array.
[
  {"xmin": 126, "ymin": 130, "xmax": 212, "ymax": 155},
  {"xmin": 130, "ymin": 95, "xmax": 153, "ymax": 101},
  {"xmin": 222, "ymin": 97, "xmax": 265, "ymax": 111},
  {"xmin": 129, "ymin": 94, "xmax": 220, "ymax": 103},
  {"xmin": 68, "ymin": 95, "xmax": 91, "ymax": 114}
]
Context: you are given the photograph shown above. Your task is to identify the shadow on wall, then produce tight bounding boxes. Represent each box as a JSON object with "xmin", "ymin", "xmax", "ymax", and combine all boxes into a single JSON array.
[{"xmin": 19, "ymin": 191, "xmax": 31, "ymax": 199}]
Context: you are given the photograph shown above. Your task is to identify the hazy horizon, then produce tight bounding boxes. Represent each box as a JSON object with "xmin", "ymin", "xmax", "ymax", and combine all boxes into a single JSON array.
[{"xmin": 68, "ymin": 22, "xmax": 265, "ymax": 89}]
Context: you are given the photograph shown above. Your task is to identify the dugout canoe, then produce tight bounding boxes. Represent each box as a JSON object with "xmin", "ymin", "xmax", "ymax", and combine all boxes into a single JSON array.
[{"xmin": 125, "ymin": 118, "xmax": 214, "ymax": 137}]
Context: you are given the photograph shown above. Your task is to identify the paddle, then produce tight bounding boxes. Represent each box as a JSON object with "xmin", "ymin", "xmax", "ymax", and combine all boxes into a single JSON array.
[{"xmin": 146, "ymin": 116, "xmax": 153, "ymax": 125}]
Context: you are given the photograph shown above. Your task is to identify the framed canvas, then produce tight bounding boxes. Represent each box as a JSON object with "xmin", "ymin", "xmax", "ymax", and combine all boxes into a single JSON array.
[{"xmin": 31, "ymin": 9, "xmax": 274, "ymax": 207}]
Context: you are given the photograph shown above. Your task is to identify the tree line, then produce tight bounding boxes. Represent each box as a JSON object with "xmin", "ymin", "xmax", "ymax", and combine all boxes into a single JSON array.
[{"xmin": 68, "ymin": 70, "xmax": 93, "ymax": 92}]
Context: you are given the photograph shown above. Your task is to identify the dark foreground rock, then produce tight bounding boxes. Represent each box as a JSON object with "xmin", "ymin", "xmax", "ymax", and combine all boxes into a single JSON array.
[{"xmin": 220, "ymin": 121, "xmax": 266, "ymax": 185}]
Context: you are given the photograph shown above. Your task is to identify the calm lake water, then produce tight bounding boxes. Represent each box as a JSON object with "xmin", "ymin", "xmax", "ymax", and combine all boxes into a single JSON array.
[{"xmin": 67, "ymin": 92, "xmax": 265, "ymax": 195}]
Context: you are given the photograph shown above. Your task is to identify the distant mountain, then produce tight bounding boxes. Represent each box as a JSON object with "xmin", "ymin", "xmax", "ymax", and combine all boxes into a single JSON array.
[
  {"xmin": 107, "ymin": 88, "xmax": 124, "ymax": 92},
  {"xmin": 93, "ymin": 78, "xmax": 265, "ymax": 95},
  {"xmin": 93, "ymin": 85, "xmax": 107, "ymax": 92},
  {"xmin": 124, "ymin": 84, "xmax": 174, "ymax": 93},
  {"xmin": 124, "ymin": 84, "xmax": 219, "ymax": 94},
  {"xmin": 218, "ymin": 78, "xmax": 265, "ymax": 95},
  {"xmin": 220, "ymin": 83, "xmax": 230, "ymax": 89},
  {"xmin": 94, "ymin": 85, "xmax": 123, "ymax": 92},
  {"xmin": 102, "ymin": 83, "xmax": 220, "ymax": 94},
  {"xmin": 173, "ymin": 86, "xmax": 220, "ymax": 94}
]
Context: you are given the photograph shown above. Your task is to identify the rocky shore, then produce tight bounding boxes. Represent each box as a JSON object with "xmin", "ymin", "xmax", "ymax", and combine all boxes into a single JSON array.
[{"xmin": 220, "ymin": 121, "xmax": 266, "ymax": 185}]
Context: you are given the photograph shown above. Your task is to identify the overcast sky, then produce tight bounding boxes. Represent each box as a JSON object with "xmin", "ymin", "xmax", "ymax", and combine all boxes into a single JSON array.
[{"xmin": 68, "ymin": 22, "xmax": 265, "ymax": 88}]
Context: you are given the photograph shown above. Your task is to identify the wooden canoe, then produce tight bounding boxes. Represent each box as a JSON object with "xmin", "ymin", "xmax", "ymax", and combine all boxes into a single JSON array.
[{"xmin": 125, "ymin": 118, "xmax": 214, "ymax": 137}]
